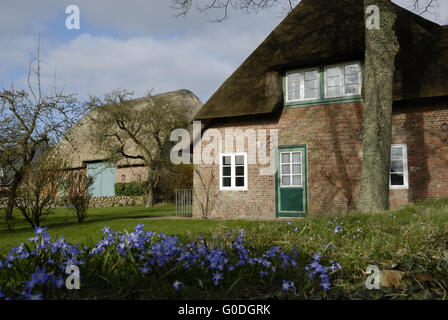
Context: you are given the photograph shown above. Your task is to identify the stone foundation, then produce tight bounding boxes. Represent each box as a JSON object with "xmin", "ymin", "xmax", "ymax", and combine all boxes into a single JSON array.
[{"xmin": 0, "ymin": 196, "xmax": 147, "ymax": 209}]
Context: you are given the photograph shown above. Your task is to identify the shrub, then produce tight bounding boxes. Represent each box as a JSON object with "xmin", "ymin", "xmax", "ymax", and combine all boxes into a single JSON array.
[
  {"xmin": 14, "ymin": 151, "xmax": 66, "ymax": 229},
  {"xmin": 63, "ymin": 171, "xmax": 94, "ymax": 223},
  {"xmin": 114, "ymin": 181, "xmax": 147, "ymax": 196}
]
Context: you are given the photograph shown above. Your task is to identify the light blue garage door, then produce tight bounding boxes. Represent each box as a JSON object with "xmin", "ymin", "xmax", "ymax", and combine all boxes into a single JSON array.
[{"xmin": 86, "ymin": 162, "xmax": 116, "ymax": 197}]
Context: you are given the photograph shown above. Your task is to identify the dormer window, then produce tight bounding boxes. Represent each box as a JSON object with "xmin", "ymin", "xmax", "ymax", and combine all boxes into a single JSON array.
[
  {"xmin": 325, "ymin": 62, "xmax": 362, "ymax": 98},
  {"xmin": 284, "ymin": 61, "xmax": 362, "ymax": 106},
  {"xmin": 286, "ymin": 68, "xmax": 320, "ymax": 102}
]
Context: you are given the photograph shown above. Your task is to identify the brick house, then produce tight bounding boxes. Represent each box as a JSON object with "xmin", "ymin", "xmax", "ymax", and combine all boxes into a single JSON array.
[
  {"xmin": 192, "ymin": 0, "xmax": 448, "ymax": 219},
  {"xmin": 58, "ymin": 89, "xmax": 202, "ymax": 197}
]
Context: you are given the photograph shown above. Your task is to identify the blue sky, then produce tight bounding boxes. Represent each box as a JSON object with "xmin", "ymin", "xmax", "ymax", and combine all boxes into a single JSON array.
[{"xmin": 1, "ymin": 0, "xmax": 447, "ymax": 104}]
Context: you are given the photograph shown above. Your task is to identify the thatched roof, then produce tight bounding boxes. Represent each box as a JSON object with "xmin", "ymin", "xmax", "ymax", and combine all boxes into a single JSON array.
[
  {"xmin": 195, "ymin": 0, "xmax": 448, "ymax": 120},
  {"xmin": 59, "ymin": 89, "xmax": 203, "ymax": 169}
]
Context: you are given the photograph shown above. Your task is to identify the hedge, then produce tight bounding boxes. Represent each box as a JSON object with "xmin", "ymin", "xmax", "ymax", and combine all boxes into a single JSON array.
[{"xmin": 114, "ymin": 181, "xmax": 147, "ymax": 196}]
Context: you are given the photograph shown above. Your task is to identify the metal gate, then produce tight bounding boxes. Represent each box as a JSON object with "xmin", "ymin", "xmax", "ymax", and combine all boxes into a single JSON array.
[{"xmin": 175, "ymin": 189, "xmax": 192, "ymax": 217}]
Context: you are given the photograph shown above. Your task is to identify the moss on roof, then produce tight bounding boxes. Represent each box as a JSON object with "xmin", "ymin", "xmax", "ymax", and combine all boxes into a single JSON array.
[{"xmin": 195, "ymin": 0, "xmax": 448, "ymax": 120}]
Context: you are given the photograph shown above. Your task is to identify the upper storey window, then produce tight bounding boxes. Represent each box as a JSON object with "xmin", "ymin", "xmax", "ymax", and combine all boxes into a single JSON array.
[
  {"xmin": 284, "ymin": 61, "xmax": 362, "ymax": 106},
  {"xmin": 325, "ymin": 63, "xmax": 362, "ymax": 98},
  {"xmin": 286, "ymin": 69, "xmax": 320, "ymax": 102}
]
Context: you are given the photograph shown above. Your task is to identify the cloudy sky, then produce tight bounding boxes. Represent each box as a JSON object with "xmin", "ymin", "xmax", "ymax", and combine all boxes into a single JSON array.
[{"xmin": 1, "ymin": 0, "xmax": 447, "ymax": 104}]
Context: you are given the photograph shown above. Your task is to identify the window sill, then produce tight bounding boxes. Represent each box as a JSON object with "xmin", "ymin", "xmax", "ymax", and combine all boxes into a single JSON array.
[
  {"xmin": 220, "ymin": 187, "xmax": 248, "ymax": 191},
  {"xmin": 284, "ymin": 95, "xmax": 362, "ymax": 108},
  {"xmin": 389, "ymin": 186, "xmax": 409, "ymax": 190}
]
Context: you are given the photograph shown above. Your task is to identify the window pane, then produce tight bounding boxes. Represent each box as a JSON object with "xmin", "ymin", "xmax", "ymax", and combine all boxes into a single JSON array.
[
  {"xmin": 235, "ymin": 166, "xmax": 244, "ymax": 176},
  {"xmin": 288, "ymin": 90, "xmax": 300, "ymax": 101},
  {"xmin": 327, "ymin": 67, "xmax": 340, "ymax": 77},
  {"xmin": 288, "ymin": 80, "xmax": 300, "ymax": 90},
  {"xmin": 292, "ymin": 175, "xmax": 301, "ymax": 186},
  {"xmin": 391, "ymin": 173, "xmax": 404, "ymax": 186},
  {"xmin": 391, "ymin": 160, "xmax": 404, "ymax": 173},
  {"xmin": 235, "ymin": 177, "xmax": 245, "ymax": 187},
  {"xmin": 281, "ymin": 153, "xmax": 290, "ymax": 164},
  {"xmin": 327, "ymin": 76, "xmax": 340, "ymax": 87},
  {"xmin": 391, "ymin": 147, "xmax": 403, "ymax": 159},
  {"xmin": 305, "ymin": 88, "xmax": 318, "ymax": 99},
  {"xmin": 235, "ymin": 155, "xmax": 244, "ymax": 165},
  {"xmin": 345, "ymin": 64, "xmax": 359, "ymax": 75},
  {"xmin": 288, "ymin": 72, "xmax": 300, "ymax": 82},
  {"xmin": 292, "ymin": 164, "xmax": 301, "ymax": 174},
  {"xmin": 223, "ymin": 177, "xmax": 231, "ymax": 187},
  {"xmin": 287, "ymin": 73, "xmax": 300, "ymax": 101},
  {"xmin": 292, "ymin": 152, "xmax": 301, "ymax": 163},
  {"xmin": 345, "ymin": 72, "xmax": 359, "ymax": 84},
  {"xmin": 223, "ymin": 166, "xmax": 231, "ymax": 176},
  {"xmin": 345, "ymin": 84, "xmax": 359, "ymax": 94},
  {"xmin": 305, "ymin": 70, "xmax": 317, "ymax": 80},
  {"xmin": 281, "ymin": 175, "xmax": 290, "ymax": 186},
  {"xmin": 327, "ymin": 86, "xmax": 340, "ymax": 97},
  {"xmin": 304, "ymin": 79, "xmax": 316, "ymax": 89},
  {"xmin": 282, "ymin": 164, "xmax": 290, "ymax": 175},
  {"xmin": 223, "ymin": 156, "xmax": 231, "ymax": 165}
]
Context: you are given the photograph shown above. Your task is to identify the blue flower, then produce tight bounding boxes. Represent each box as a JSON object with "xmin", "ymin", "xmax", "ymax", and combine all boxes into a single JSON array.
[
  {"xmin": 259, "ymin": 270, "xmax": 268, "ymax": 278},
  {"xmin": 139, "ymin": 265, "xmax": 152, "ymax": 274},
  {"xmin": 53, "ymin": 275, "xmax": 65, "ymax": 289},
  {"xmin": 334, "ymin": 226, "xmax": 343, "ymax": 233},
  {"xmin": 34, "ymin": 226, "xmax": 48, "ymax": 235},
  {"xmin": 281, "ymin": 280, "xmax": 296, "ymax": 292},
  {"xmin": 212, "ymin": 272, "xmax": 223, "ymax": 286},
  {"xmin": 172, "ymin": 281, "xmax": 184, "ymax": 291}
]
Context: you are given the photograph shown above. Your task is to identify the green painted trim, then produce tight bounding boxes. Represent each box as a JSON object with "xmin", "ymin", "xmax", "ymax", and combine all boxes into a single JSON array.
[
  {"xmin": 275, "ymin": 145, "xmax": 308, "ymax": 218},
  {"xmin": 283, "ymin": 63, "xmax": 364, "ymax": 108}
]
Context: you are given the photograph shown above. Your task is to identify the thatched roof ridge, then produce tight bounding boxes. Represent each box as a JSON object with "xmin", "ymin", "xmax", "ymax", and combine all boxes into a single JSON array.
[
  {"xmin": 59, "ymin": 89, "xmax": 203, "ymax": 169},
  {"xmin": 195, "ymin": 0, "xmax": 448, "ymax": 120}
]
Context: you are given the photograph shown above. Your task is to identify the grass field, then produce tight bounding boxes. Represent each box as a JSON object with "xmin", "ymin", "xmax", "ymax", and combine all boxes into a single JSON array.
[{"xmin": 1, "ymin": 199, "xmax": 448, "ymax": 299}]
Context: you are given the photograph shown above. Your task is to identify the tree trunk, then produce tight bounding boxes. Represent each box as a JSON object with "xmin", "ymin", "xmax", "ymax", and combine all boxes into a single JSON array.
[
  {"xmin": 359, "ymin": 0, "xmax": 399, "ymax": 213},
  {"xmin": 4, "ymin": 180, "xmax": 19, "ymax": 230},
  {"xmin": 146, "ymin": 184, "xmax": 153, "ymax": 208}
]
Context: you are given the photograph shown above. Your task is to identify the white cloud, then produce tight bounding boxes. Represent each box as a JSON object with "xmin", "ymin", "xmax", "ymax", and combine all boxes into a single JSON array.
[
  {"xmin": 22, "ymin": 32, "xmax": 263, "ymax": 102},
  {"xmin": 1, "ymin": 0, "xmax": 447, "ymax": 103}
]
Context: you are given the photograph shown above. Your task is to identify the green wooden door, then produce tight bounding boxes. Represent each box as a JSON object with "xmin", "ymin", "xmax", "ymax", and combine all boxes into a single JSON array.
[{"xmin": 276, "ymin": 146, "xmax": 307, "ymax": 217}]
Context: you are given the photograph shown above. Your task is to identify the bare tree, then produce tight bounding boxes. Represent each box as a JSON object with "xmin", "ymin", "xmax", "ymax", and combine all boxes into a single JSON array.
[
  {"xmin": 63, "ymin": 170, "xmax": 94, "ymax": 223},
  {"xmin": 14, "ymin": 149, "xmax": 67, "ymax": 229},
  {"xmin": 193, "ymin": 165, "xmax": 220, "ymax": 218},
  {"xmin": 172, "ymin": 0, "xmax": 440, "ymax": 213},
  {"xmin": 87, "ymin": 89, "xmax": 190, "ymax": 208},
  {"xmin": 0, "ymin": 37, "xmax": 85, "ymax": 229}
]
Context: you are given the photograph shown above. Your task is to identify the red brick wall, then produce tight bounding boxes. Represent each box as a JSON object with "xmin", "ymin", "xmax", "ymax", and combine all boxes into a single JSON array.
[
  {"xmin": 193, "ymin": 98, "xmax": 448, "ymax": 219},
  {"xmin": 116, "ymin": 166, "xmax": 148, "ymax": 183}
]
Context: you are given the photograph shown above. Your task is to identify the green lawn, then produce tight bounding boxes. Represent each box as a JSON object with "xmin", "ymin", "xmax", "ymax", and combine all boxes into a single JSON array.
[
  {"xmin": 0, "ymin": 203, "xmax": 276, "ymax": 254},
  {"xmin": 0, "ymin": 204, "xmax": 176, "ymax": 253}
]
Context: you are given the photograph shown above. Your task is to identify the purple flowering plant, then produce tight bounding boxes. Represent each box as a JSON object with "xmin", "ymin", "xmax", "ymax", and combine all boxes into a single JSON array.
[{"xmin": 0, "ymin": 224, "xmax": 342, "ymax": 300}]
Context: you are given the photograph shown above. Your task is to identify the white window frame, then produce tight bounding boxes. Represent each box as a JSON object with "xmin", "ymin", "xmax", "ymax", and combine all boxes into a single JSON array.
[
  {"xmin": 324, "ymin": 61, "xmax": 362, "ymax": 99},
  {"xmin": 285, "ymin": 67, "xmax": 320, "ymax": 103},
  {"xmin": 219, "ymin": 152, "xmax": 248, "ymax": 191},
  {"xmin": 389, "ymin": 144, "xmax": 409, "ymax": 189},
  {"xmin": 280, "ymin": 151, "xmax": 303, "ymax": 187}
]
